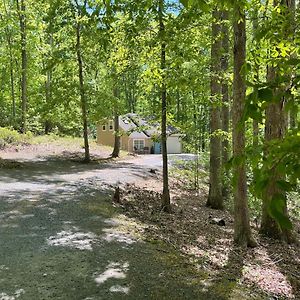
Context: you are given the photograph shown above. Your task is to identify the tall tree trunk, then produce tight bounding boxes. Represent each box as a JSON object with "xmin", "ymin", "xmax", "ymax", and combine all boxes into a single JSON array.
[
  {"xmin": 253, "ymin": 121, "xmax": 259, "ymax": 147},
  {"xmin": 111, "ymin": 114, "xmax": 120, "ymax": 158},
  {"xmin": 17, "ymin": 0, "xmax": 27, "ymax": 133},
  {"xmin": 232, "ymin": 4, "xmax": 256, "ymax": 247},
  {"xmin": 7, "ymin": 35, "xmax": 16, "ymax": 124},
  {"xmin": 159, "ymin": 0, "xmax": 171, "ymax": 213},
  {"xmin": 3, "ymin": 0, "xmax": 16, "ymax": 124},
  {"xmin": 176, "ymin": 89, "xmax": 181, "ymax": 122},
  {"xmin": 252, "ymin": 7, "xmax": 260, "ymax": 148},
  {"xmin": 260, "ymin": 0, "xmax": 293, "ymax": 242},
  {"xmin": 221, "ymin": 9, "xmax": 230, "ymax": 199},
  {"xmin": 76, "ymin": 21, "xmax": 90, "ymax": 163},
  {"xmin": 112, "ymin": 88, "xmax": 120, "ymax": 158},
  {"xmin": 207, "ymin": 8, "xmax": 223, "ymax": 210},
  {"xmin": 289, "ymin": 0, "xmax": 297, "ymax": 129},
  {"xmin": 45, "ymin": 34, "xmax": 53, "ymax": 134}
]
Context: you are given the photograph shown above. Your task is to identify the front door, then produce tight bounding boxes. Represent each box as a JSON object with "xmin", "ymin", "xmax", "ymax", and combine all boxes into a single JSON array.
[{"xmin": 154, "ymin": 142, "xmax": 161, "ymax": 154}]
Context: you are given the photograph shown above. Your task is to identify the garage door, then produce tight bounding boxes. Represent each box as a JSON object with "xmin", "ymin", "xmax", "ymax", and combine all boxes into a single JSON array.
[{"xmin": 166, "ymin": 136, "xmax": 181, "ymax": 154}]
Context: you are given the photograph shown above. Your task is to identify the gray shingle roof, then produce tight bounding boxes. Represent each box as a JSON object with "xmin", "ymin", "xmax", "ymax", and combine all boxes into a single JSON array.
[{"xmin": 119, "ymin": 113, "xmax": 180, "ymax": 138}]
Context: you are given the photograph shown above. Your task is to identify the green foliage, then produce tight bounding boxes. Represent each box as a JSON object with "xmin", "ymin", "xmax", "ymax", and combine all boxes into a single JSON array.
[
  {"xmin": 0, "ymin": 127, "xmax": 32, "ymax": 149},
  {"xmin": 248, "ymin": 132, "xmax": 300, "ymax": 229},
  {"xmin": 169, "ymin": 154, "xmax": 209, "ymax": 191}
]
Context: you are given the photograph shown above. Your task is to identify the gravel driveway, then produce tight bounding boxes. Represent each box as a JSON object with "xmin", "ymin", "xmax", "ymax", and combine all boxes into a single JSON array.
[{"xmin": 0, "ymin": 153, "xmax": 205, "ymax": 300}]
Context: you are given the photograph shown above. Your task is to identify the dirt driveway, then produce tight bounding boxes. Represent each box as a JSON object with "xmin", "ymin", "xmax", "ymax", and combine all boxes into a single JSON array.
[{"xmin": 0, "ymin": 147, "xmax": 208, "ymax": 300}]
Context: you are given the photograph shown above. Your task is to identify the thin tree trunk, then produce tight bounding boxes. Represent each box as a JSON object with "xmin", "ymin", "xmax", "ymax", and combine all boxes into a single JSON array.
[
  {"xmin": 176, "ymin": 89, "xmax": 180, "ymax": 122},
  {"xmin": 17, "ymin": 0, "xmax": 27, "ymax": 133},
  {"xmin": 112, "ymin": 87, "xmax": 120, "ymax": 158},
  {"xmin": 253, "ymin": 121, "xmax": 259, "ymax": 147},
  {"xmin": 221, "ymin": 9, "xmax": 230, "ymax": 199},
  {"xmin": 76, "ymin": 21, "xmax": 90, "ymax": 163},
  {"xmin": 45, "ymin": 34, "xmax": 53, "ymax": 134},
  {"xmin": 8, "ymin": 36, "xmax": 16, "ymax": 123},
  {"xmin": 3, "ymin": 0, "xmax": 15, "ymax": 124},
  {"xmin": 232, "ymin": 4, "xmax": 256, "ymax": 247},
  {"xmin": 44, "ymin": 68, "xmax": 52, "ymax": 134},
  {"xmin": 159, "ymin": 0, "xmax": 171, "ymax": 213},
  {"xmin": 111, "ymin": 113, "xmax": 120, "ymax": 158},
  {"xmin": 289, "ymin": 0, "xmax": 297, "ymax": 129},
  {"xmin": 252, "ymin": 7, "xmax": 260, "ymax": 148},
  {"xmin": 201, "ymin": 107, "xmax": 207, "ymax": 152},
  {"xmin": 207, "ymin": 8, "xmax": 223, "ymax": 210}
]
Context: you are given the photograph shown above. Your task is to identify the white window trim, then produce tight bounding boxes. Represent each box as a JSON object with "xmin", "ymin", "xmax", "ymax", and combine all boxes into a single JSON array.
[{"xmin": 133, "ymin": 139, "xmax": 145, "ymax": 151}]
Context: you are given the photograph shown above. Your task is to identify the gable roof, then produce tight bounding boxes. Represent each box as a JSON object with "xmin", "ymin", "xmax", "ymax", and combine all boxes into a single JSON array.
[
  {"xmin": 119, "ymin": 114, "xmax": 151, "ymax": 139},
  {"xmin": 119, "ymin": 113, "xmax": 181, "ymax": 139}
]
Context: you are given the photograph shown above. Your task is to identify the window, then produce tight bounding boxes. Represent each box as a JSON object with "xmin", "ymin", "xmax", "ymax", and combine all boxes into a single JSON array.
[
  {"xmin": 109, "ymin": 121, "xmax": 113, "ymax": 131},
  {"xmin": 133, "ymin": 140, "xmax": 145, "ymax": 151},
  {"xmin": 102, "ymin": 125, "xmax": 106, "ymax": 131}
]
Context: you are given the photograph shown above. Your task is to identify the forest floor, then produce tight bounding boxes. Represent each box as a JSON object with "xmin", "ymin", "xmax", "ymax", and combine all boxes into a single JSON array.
[{"xmin": 0, "ymin": 137, "xmax": 299, "ymax": 300}]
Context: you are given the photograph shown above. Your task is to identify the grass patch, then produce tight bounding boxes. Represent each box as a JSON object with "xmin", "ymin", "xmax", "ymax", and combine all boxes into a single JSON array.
[{"xmin": 0, "ymin": 127, "xmax": 32, "ymax": 149}]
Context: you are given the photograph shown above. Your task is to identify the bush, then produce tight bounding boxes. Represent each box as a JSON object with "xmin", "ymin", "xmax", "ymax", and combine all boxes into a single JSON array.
[{"xmin": 0, "ymin": 127, "xmax": 31, "ymax": 149}]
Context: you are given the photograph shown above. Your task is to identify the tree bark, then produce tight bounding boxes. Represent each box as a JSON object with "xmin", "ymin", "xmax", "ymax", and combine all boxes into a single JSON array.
[
  {"xmin": 252, "ymin": 7, "xmax": 260, "ymax": 148},
  {"xmin": 112, "ymin": 87, "xmax": 120, "ymax": 158},
  {"xmin": 159, "ymin": 0, "xmax": 171, "ymax": 213},
  {"xmin": 76, "ymin": 21, "xmax": 90, "ymax": 163},
  {"xmin": 17, "ymin": 0, "xmax": 27, "ymax": 133},
  {"xmin": 232, "ymin": 4, "xmax": 256, "ymax": 247},
  {"xmin": 111, "ymin": 113, "xmax": 120, "ymax": 158},
  {"xmin": 45, "ymin": 33, "xmax": 53, "ymax": 134},
  {"xmin": 207, "ymin": 8, "xmax": 223, "ymax": 210},
  {"xmin": 221, "ymin": 9, "xmax": 230, "ymax": 199}
]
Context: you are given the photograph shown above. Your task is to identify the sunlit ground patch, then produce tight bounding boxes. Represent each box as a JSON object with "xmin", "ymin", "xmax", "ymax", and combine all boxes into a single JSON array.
[
  {"xmin": 94, "ymin": 262, "xmax": 129, "ymax": 290},
  {"xmin": 109, "ymin": 284, "xmax": 130, "ymax": 294},
  {"xmin": 242, "ymin": 248, "xmax": 295, "ymax": 299},
  {"xmin": 102, "ymin": 214, "xmax": 146, "ymax": 245},
  {"xmin": 47, "ymin": 226, "xmax": 97, "ymax": 250},
  {"xmin": 0, "ymin": 289, "xmax": 25, "ymax": 300}
]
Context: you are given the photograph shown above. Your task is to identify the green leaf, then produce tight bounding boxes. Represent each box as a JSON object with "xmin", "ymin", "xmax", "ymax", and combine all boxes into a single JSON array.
[
  {"xmin": 179, "ymin": 0, "xmax": 209, "ymax": 11},
  {"xmin": 276, "ymin": 180, "xmax": 294, "ymax": 192},
  {"xmin": 268, "ymin": 194, "xmax": 293, "ymax": 230},
  {"xmin": 179, "ymin": 0, "xmax": 189, "ymax": 7},
  {"xmin": 258, "ymin": 88, "xmax": 273, "ymax": 102}
]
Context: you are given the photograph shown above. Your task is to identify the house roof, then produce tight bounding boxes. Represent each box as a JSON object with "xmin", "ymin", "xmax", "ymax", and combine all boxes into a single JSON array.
[
  {"xmin": 119, "ymin": 114, "xmax": 150, "ymax": 139},
  {"xmin": 119, "ymin": 113, "xmax": 181, "ymax": 139}
]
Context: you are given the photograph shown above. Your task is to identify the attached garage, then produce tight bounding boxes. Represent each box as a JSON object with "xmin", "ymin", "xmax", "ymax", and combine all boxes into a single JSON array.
[{"xmin": 166, "ymin": 135, "xmax": 182, "ymax": 154}]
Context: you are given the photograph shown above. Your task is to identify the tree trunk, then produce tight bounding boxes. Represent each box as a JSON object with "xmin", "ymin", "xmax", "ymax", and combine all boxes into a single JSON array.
[
  {"xmin": 221, "ymin": 9, "xmax": 230, "ymax": 199},
  {"xmin": 76, "ymin": 21, "xmax": 90, "ymax": 163},
  {"xmin": 17, "ymin": 0, "xmax": 27, "ymax": 133},
  {"xmin": 159, "ymin": 0, "xmax": 171, "ymax": 213},
  {"xmin": 260, "ymin": 0, "xmax": 294, "ymax": 242},
  {"xmin": 45, "ymin": 34, "xmax": 53, "ymax": 134},
  {"xmin": 112, "ymin": 87, "xmax": 120, "ymax": 158},
  {"xmin": 253, "ymin": 120, "xmax": 259, "ymax": 147},
  {"xmin": 232, "ymin": 4, "xmax": 256, "ymax": 247},
  {"xmin": 3, "ymin": 0, "xmax": 16, "ymax": 125},
  {"xmin": 8, "ymin": 35, "xmax": 16, "ymax": 124},
  {"xmin": 111, "ymin": 113, "xmax": 120, "ymax": 158},
  {"xmin": 288, "ymin": 0, "xmax": 297, "ymax": 129},
  {"xmin": 252, "ymin": 7, "xmax": 260, "ymax": 148},
  {"xmin": 207, "ymin": 8, "xmax": 223, "ymax": 210}
]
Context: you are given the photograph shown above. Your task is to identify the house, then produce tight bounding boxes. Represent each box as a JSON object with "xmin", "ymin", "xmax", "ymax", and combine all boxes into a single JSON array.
[{"xmin": 96, "ymin": 113, "xmax": 183, "ymax": 154}]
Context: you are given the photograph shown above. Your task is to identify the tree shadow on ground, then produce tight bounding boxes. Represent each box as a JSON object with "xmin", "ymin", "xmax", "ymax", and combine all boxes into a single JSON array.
[
  {"xmin": 200, "ymin": 247, "xmax": 249, "ymax": 300},
  {"xmin": 0, "ymin": 155, "xmax": 158, "ymax": 189},
  {"xmin": 0, "ymin": 170, "xmax": 209, "ymax": 299},
  {"xmin": 264, "ymin": 237, "xmax": 300, "ymax": 299}
]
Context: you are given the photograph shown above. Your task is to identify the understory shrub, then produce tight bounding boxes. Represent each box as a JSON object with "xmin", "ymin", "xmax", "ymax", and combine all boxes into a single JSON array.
[{"xmin": 0, "ymin": 127, "xmax": 32, "ymax": 149}]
